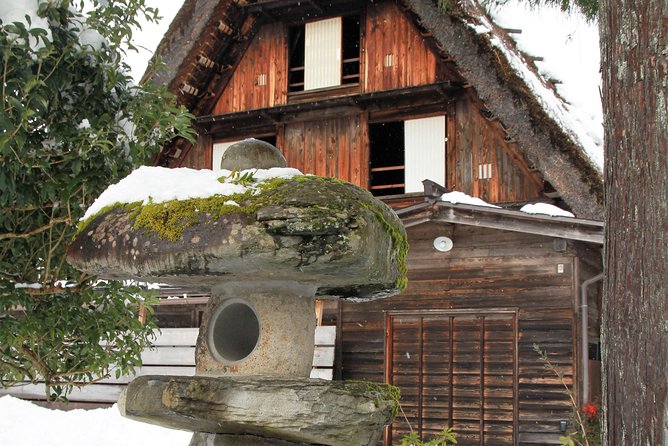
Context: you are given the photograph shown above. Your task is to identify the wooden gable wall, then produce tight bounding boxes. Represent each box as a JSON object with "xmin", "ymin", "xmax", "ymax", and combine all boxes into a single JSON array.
[
  {"xmin": 179, "ymin": 0, "xmax": 545, "ymax": 205},
  {"xmin": 213, "ymin": 22, "xmax": 288, "ymax": 114},
  {"xmin": 450, "ymin": 100, "xmax": 544, "ymax": 203},
  {"xmin": 364, "ymin": 1, "xmax": 439, "ymax": 92},
  {"xmin": 211, "ymin": 1, "xmax": 439, "ymax": 114}
]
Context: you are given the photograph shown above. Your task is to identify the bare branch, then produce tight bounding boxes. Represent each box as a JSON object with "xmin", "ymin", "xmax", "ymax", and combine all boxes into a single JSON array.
[{"xmin": 0, "ymin": 217, "xmax": 71, "ymax": 240}]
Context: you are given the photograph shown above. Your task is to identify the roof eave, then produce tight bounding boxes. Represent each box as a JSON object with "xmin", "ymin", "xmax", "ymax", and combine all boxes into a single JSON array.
[{"xmin": 398, "ymin": 201, "xmax": 604, "ymax": 244}]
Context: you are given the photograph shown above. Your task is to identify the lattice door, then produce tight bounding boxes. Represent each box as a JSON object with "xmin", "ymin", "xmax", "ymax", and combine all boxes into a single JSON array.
[{"xmin": 386, "ymin": 311, "xmax": 518, "ymax": 446}]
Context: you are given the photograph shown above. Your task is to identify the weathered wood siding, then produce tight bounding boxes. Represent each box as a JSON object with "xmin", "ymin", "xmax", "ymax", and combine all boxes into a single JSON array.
[
  {"xmin": 450, "ymin": 100, "xmax": 544, "ymax": 203},
  {"xmin": 364, "ymin": 1, "xmax": 438, "ymax": 92},
  {"xmin": 282, "ymin": 114, "xmax": 369, "ymax": 188},
  {"xmin": 213, "ymin": 22, "xmax": 288, "ymax": 114},
  {"xmin": 339, "ymin": 222, "xmax": 578, "ymax": 445},
  {"xmin": 176, "ymin": 133, "xmax": 212, "ymax": 169}
]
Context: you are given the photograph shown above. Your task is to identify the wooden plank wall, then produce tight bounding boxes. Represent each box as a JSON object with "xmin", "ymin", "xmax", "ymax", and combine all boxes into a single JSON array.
[
  {"xmin": 177, "ymin": 133, "xmax": 211, "ymax": 169},
  {"xmin": 451, "ymin": 100, "xmax": 544, "ymax": 204},
  {"xmin": 214, "ymin": 22, "xmax": 288, "ymax": 114},
  {"xmin": 387, "ymin": 311, "xmax": 518, "ymax": 445},
  {"xmin": 339, "ymin": 222, "xmax": 578, "ymax": 445},
  {"xmin": 364, "ymin": 1, "xmax": 438, "ymax": 92},
  {"xmin": 282, "ymin": 113, "xmax": 369, "ymax": 188},
  {"xmin": 1, "ymin": 327, "xmax": 337, "ymax": 405}
]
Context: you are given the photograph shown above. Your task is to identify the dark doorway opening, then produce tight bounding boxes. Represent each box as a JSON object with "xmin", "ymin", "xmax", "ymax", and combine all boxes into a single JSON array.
[{"xmin": 369, "ymin": 121, "xmax": 405, "ymax": 196}]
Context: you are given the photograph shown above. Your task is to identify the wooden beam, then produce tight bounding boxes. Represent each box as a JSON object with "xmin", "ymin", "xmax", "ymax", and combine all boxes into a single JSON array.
[
  {"xmin": 432, "ymin": 203, "xmax": 604, "ymax": 244},
  {"xmin": 198, "ymin": 82, "xmax": 464, "ymax": 134}
]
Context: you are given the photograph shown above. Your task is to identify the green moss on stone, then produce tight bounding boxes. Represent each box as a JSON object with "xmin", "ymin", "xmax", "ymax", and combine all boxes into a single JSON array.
[
  {"xmin": 77, "ymin": 174, "xmax": 408, "ymax": 287},
  {"xmin": 342, "ymin": 381, "xmax": 401, "ymax": 418},
  {"xmin": 131, "ymin": 191, "xmax": 257, "ymax": 240},
  {"xmin": 76, "ymin": 201, "xmax": 142, "ymax": 234},
  {"xmin": 359, "ymin": 200, "xmax": 408, "ymax": 291}
]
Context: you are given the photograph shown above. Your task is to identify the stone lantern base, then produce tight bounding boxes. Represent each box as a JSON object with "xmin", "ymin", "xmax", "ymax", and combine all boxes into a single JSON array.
[{"xmin": 119, "ymin": 375, "xmax": 398, "ymax": 446}]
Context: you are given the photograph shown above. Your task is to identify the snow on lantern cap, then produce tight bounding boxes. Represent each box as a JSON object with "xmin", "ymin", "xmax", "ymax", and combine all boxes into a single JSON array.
[{"xmin": 67, "ymin": 140, "xmax": 407, "ymax": 300}]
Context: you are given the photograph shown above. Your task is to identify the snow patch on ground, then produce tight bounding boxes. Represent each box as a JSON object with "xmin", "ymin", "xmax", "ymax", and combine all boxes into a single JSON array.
[
  {"xmin": 0, "ymin": 396, "xmax": 191, "ymax": 446},
  {"xmin": 13, "ymin": 283, "xmax": 43, "ymax": 290},
  {"xmin": 82, "ymin": 166, "xmax": 303, "ymax": 221}
]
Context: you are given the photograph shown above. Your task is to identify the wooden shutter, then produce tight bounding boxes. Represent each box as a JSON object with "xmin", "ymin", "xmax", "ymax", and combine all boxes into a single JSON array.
[
  {"xmin": 304, "ymin": 17, "xmax": 342, "ymax": 90},
  {"xmin": 387, "ymin": 311, "xmax": 518, "ymax": 446},
  {"xmin": 404, "ymin": 115, "xmax": 446, "ymax": 193}
]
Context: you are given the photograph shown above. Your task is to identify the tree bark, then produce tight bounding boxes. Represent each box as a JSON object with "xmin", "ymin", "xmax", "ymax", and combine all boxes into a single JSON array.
[{"xmin": 599, "ymin": 0, "xmax": 668, "ymax": 444}]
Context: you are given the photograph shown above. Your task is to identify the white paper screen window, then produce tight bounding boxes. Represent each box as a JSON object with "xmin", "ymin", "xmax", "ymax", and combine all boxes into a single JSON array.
[
  {"xmin": 404, "ymin": 116, "xmax": 446, "ymax": 193},
  {"xmin": 212, "ymin": 140, "xmax": 242, "ymax": 174},
  {"xmin": 304, "ymin": 17, "xmax": 342, "ymax": 90}
]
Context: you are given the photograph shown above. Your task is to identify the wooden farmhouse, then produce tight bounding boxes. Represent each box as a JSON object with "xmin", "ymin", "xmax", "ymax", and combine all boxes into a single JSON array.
[
  {"xmin": 143, "ymin": 0, "xmax": 605, "ymax": 445},
  {"xmin": 2, "ymin": 1, "xmax": 606, "ymax": 445}
]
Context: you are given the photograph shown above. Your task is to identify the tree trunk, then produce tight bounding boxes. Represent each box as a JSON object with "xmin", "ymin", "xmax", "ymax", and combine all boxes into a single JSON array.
[{"xmin": 599, "ymin": 0, "xmax": 668, "ymax": 444}]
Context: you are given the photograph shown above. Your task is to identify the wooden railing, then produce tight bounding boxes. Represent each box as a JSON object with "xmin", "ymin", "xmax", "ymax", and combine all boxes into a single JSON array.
[
  {"xmin": 370, "ymin": 164, "xmax": 406, "ymax": 192},
  {"xmin": 0, "ymin": 326, "xmax": 336, "ymax": 404}
]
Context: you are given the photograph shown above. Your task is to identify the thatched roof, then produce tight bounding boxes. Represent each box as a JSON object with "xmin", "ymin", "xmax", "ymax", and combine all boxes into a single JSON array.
[{"xmin": 146, "ymin": 0, "xmax": 604, "ymax": 219}]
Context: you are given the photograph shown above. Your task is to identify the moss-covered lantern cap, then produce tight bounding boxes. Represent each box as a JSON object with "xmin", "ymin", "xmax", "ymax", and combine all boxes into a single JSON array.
[{"xmin": 67, "ymin": 145, "xmax": 407, "ymax": 300}]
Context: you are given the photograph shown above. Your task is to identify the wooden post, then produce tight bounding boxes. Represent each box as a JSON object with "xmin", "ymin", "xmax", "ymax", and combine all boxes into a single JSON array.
[
  {"xmin": 138, "ymin": 305, "xmax": 147, "ymax": 326},
  {"xmin": 314, "ymin": 300, "xmax": 324, "ymax": 326}
]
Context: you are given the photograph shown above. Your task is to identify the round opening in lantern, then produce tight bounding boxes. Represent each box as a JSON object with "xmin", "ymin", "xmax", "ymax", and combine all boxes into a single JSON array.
[{"xmin": 207, "ymin": 299, "xmax": 260, "ymax": 364}]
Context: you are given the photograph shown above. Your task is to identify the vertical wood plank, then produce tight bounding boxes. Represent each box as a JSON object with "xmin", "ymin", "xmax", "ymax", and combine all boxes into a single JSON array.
[
  {"xmin": 358, "ymin": 112, "xmax": 370, "ymax": 189},
  {"xmin": 446, "ymin": 108, "xmax": 457, "ymax": 190},
  {"xmin": 358, "ymin": 10, "xmax": 367, "ymax": 93},
  {"xmin": 327, "ymin": 120, "xmax": 337, "ymax": 178},
  {"xmin": 276, "ymin": 124, "xmax": 286, "ymax": 156},
  {"xmin": 338, "ymin": 118, "xmax": 351, "ymax": 182},
  {"xmin": 480, "ymin": 117, "xmax": 489, "ymax": 201},
  {"xmin": 304, "ymin": 122, "xmax": 315, "ymax": 175},
  {"xmin": 200, "ymin": 134, "xmax": 213, "ymax": 170},
  {"xmin": 214, "ymin": 23, "xmax": 287, "ymax": 114}
]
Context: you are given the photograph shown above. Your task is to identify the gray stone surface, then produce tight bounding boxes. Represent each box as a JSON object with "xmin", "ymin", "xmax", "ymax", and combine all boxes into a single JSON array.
[
  {"xmin": 220, "ymin": 139, "xmax": 287, "ymax": 170},
  {"xmin": 119, "ymin": 375, "xmax": 397, "ymax": 446},
  {"xmin": 195, "ymin": 282, "xmax": 316, "ymax": 377},
  {"xmin": 189, "ymin": 432, "xmax": 310, "ymax": 446},
  {"xmin": 68, "ymin": 177, "xmax": 406, "ymax": 300}
]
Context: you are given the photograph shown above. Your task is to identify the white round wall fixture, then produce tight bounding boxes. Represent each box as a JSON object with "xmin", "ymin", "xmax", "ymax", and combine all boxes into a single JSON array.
[{"xmin": 433, "ymin": 236, "xmax": 453, "ymax": 252}]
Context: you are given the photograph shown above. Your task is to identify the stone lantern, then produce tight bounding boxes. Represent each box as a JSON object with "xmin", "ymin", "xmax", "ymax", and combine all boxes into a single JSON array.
[{"xmin": 68, "ymin": 140, "xmax": 407, "ymax": 446}]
